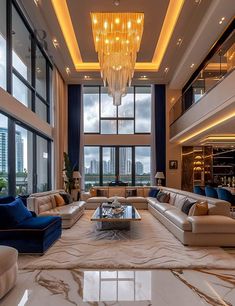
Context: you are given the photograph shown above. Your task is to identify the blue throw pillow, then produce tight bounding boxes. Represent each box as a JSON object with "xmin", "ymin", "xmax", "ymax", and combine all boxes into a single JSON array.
[
  {"xmin": 148, "ymin": 188, "xmax": 159, "ymax": 197},
  {"xmin": 0, "ymin": 198, "xmax": 32, "ymax": 229}
]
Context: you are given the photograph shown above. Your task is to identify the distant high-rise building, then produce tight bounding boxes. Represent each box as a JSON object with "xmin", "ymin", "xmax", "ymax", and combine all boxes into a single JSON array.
[
  {"xmin": 90, "ymin": 159, "xmax": 99, "ymax": 174},
  {"xmin": 0, "ymin": 128, "xmax": 8, "ymax": 173},
  {"xmin": 15, "ymin": 131, "xmax": 24, "ymax": 173},
  {"xmin": 110, "ymin": 148, "xmax": 115, "ymax": 174},
  {"xmin": 135, "ymin": 161, "xmax": 144, "ymax": 175}
]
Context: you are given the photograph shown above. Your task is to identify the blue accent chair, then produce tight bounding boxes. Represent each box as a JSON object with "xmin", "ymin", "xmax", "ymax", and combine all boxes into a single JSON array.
[
  {"xmin": 205, "ymin": 186, "xmax": 218, "ymax": 198},
  {"xmin": 193, "ymin": 186, "xmax": 205, "ymax": 196},
  {"xmin": 0, "ymin": 197, "xmax": 62, "ymax": 254},
  {"xmin": 217, "ymin": 188, "xmax": 235, "ymax": 206}
]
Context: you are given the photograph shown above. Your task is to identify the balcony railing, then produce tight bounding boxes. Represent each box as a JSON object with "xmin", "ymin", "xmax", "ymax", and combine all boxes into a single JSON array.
[{"xmin": 170, "ymin": 30, "xmax": 235, "ymax": 126}]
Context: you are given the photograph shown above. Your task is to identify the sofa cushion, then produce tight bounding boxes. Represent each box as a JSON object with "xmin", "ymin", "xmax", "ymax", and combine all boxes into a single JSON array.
[
  {"xmin": 125, "ymin": 197, "xmax": 146, "ymax": 203},
  {"xmin": 181, "ymin": 199, "xmax": 196, "ymax": 215},
  {"xmin": 164, "ymin": 209, "xmax": 192, "ymax": 231},
  {"xmin": 108, "ymin": 188, "xmax": 125, "ymax": 197},
  {"xmin": 173, "ymin": 194, "xmax": 187, "ymax": 210},
  {"xmin": 87, "ymin": 197, "xmax": 108, "ymax": 203},
  {"xmin": 189, "ymin": 201, "xmax": 208, "ymax": 216},
  {"xmin": 188, "ymin": 215, "xmax": 235, "ymax": 234},
  {"xmin": 148, "ymin": 188, "xmax": 159, "ymax": 197},
  {"xmin": 137, "ymin": 188, "xmax": 144, "ymax": 197},
  {"xmin": 0, "ymin": 246, "xmax": 18, "ymax": 275},
  {"xmin": 0, "ymin": 199, "xmax": 32, "ymax": 229},
  {"xmin": 151, "ymin": 202, "xmax": 175, "ymax": 214},
  {"xmin": 59, "ymin": 192, "xmax": 73, "ymax": 204},
  {"xmin": 156, "ymin": 191, "xmax": 170, "ymax": 203},
  {"xmin": 168, "ymin": 193, "xmax": 177, "ymax": 205},
  {"xmin": 40, "ymin": 206, "xmax": 81, "ymax": 219},
  {"xmin": 37, "ymin": 196, "xmax": 55, "ymax": 213},
  {"xmin": 126, "ymin": 189, "xmax": 137, "ymax": 197},
  {"xmin": 108, "ymin": 196, "xmax": 126, "ymax": 203}
]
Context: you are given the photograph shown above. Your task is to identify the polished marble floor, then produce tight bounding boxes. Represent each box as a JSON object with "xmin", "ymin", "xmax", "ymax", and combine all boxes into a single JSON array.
[{"xmin": 1, "ymin": 268, "xmax": 235, "ymax": 306}]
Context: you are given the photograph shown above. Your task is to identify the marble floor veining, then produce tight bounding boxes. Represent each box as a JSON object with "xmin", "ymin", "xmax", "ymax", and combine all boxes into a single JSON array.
[{"xmin": 1, "ymin": 268, "xmax": 235, "ymax": 306}]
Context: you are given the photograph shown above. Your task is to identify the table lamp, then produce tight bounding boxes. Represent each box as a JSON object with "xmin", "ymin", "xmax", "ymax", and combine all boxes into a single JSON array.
[{"xmin": 155, "ymin": 172, "xmax": 165, "ymax": 186}]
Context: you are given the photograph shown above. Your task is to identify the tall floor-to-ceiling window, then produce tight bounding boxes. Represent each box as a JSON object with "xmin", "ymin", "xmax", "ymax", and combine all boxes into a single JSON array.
[
  {"xmin": 83, "ymin": 86, "xmax": 152, "ymax": 190},
  {"xmin": 0, "ymin": 0, "xmax": 52, "ymax": 196}
]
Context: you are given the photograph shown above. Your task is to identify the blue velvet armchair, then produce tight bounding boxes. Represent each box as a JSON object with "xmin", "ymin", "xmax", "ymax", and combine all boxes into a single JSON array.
[
  {"xmin": 217, "ymin": 188, "xmax": 235, "ymax": 206},
  {"xmin": 0, "ymin": 196, "xmax": 62, "ymax": 254},
  {"xmin": 205, "ymin": 186, "xmax": 218, "ymax": 198}
]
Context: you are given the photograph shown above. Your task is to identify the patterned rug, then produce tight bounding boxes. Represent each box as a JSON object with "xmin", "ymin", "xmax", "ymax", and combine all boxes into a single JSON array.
[{"xmin": 19, "ymin": 210, "xmax": 235, "ymax": 270}]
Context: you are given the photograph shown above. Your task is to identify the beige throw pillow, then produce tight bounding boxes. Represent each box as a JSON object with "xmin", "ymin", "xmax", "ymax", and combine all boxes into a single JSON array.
[
  {"xmin": 188, "ymin": 201, "xmax": 208, "ymax": 216},
  {"xmin": 54, "ymin": 194, "xmax": 65, "ymax": 207}
]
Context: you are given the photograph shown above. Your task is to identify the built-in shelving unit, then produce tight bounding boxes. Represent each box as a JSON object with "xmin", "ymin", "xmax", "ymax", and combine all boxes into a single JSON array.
[{"xmin": 212, "ymin": 148, "xmax": 235, "ymax": 185}]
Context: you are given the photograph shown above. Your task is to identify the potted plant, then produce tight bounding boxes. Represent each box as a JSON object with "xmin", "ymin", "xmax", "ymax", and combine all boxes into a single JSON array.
[{"xmin": 63, "ymin": 152, "xmax": 77, "ymax": 193}]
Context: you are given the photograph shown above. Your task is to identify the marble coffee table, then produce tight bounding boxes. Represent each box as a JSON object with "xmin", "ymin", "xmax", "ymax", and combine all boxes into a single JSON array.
[{"xmin": 91, "ymin": 204, "xmax": 141, "ymax": 230}]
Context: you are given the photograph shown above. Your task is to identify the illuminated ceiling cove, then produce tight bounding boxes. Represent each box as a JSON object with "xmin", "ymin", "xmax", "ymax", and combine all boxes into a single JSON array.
[{"xmin": 51, "ymin": 0, "xmax": 184, "ymax": 72}]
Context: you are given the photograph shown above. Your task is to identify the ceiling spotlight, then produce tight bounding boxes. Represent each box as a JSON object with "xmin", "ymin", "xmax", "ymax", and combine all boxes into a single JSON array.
[
  {"xmin": 113, "ymin": 0, "xmax": 120, "ymax": 6},
  {"xmin": 190, "ymin": 63, "xmax": 195, "ymax": 68},
  {"xmin": 141, "ymin": 75, "xmax": 147, "ymax": 78},
  {"xmin": 66, "ymin": 67, "xmax": 71, "ymax": 74},
  {"xmin": 52, "ymin": 38, "xmax": 59, "ymax": 48},
  {"xmin": 194, "ymin": 0, "xmax": 201, "ymax": 4},
  {"xmin": 219, "ymin": 17, "xmax": 225, "ymax": 24},
  {"xmin": 84, "ymin": 75, "xmax": 91, "ymax": 79},
  {"xmin": 176, "ymin": 38, "xmax": 183, "ymax": 46},
  {"xmin": 164, "ymin": 67, "xmax": 169, "ymax": 73}
]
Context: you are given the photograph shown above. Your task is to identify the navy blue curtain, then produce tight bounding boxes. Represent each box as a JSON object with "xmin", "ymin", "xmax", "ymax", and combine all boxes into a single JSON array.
[
  {"xmin": 68, "ymin": 85, "xmax": 82, "ymax": 171},
  {"xmin": 154, "ymin": 84, "xmax": 166, "ymax": 182}
]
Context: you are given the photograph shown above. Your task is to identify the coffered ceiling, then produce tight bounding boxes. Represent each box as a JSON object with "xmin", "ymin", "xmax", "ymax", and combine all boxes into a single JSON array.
[{"xmin": 19, "ymin": 0, "xmax": 235, "ymax": 87}]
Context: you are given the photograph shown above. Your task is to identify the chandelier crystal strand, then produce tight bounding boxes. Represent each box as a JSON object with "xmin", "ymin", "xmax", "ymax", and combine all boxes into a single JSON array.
[{"xmin": 91, "ymin": 12, "xmax": 144, "ymax": 105}]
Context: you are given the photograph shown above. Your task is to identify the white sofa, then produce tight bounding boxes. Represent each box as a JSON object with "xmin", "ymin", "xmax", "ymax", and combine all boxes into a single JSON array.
[
  {"xmin": 147, "ymin": 187, "xmax": 235, "ymax": 246},
  {"xmin": 27, "ymin": 190, "xmax": 86, "ymax": 229},
  {"xmin": 82, "ymin": 186, "xmax": 235, "ymax": 246}
]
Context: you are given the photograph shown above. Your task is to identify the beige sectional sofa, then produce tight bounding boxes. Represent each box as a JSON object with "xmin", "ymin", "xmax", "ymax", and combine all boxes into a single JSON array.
[
  {"xmin": 27, "ymin": 190, "xmax": 86, "ymax": 229},
  {"xmin": 82, "ymin": 185, "xmax": 235, "ymax": 246},
  {"xmin": 81, "ymin": 186, "xmax": 148, "ymax": 209}
]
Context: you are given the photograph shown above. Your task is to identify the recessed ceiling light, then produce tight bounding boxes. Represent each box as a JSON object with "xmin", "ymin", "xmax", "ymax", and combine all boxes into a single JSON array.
[
  {"xmin": 164, "ymin": 67, "xmax": 169, "ymax": 73},
  {"xmin": 176, "ymin": 38, "xmax": 183, "ymax": 46},
  {"xmin": 52, "ymin": 38, "xmax": 59, "ymax": 48},
  {"xmin": 219, "ymin": 17, "xmax": 225, "ymax": 24},
  {"xmin": 194, "ymin": 0, "xmax": 201, "ymax": 4},
  {"xmin": 84, "ymin": 75, "xmax": 91, "ymax": 79},
  {"xmin": 141, "ymin": 75, "xmax": 147, "ymax": 78},
  {"xmin": 113, "ymin": 0, "xmax": 120, "ymax": 6},
  {"xmin": 66, "ymin": 67, "xmax": 71, "ymax": 74},
  {"xmin": 190, "ymin": 63, "xmax": 195, "ymax": 68}
]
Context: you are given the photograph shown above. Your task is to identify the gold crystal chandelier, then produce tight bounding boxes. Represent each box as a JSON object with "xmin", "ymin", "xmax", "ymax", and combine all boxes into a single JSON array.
[{"xmin": 91, "ymin": 12, "xmax": 144, "ymax": 106}]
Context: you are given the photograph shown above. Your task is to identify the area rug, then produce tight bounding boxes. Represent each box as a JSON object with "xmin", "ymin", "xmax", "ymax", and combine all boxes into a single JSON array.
[{"xmin": 20, "ymin": 211, "xmax": 235, "ymax": 270}]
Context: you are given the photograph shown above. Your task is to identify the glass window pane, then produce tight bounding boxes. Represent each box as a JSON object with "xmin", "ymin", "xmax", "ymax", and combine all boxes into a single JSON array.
[
  {"xmin": 103, "ymin": 147, "xmax": 115, "ymax": 185},
  {"xmin": 101, "ymin": 87, "xmax": 117, "ymax": 117},
  {"xmin": 35, "ymin": 97, "xmax": 48, "ymax": 122},
  {"xmin": 119, "ymin": 147, "xmax": 132, "ymax": 184},
  {"xmin": 118, "ymin": 88, "xmax": 134, "ymax": 117},
  {"xmin": 15, "ymin": 125, "xmax": 33, "ymax": 195},
  {"xmin": 118, "ymin": 120, "xmax": 134, "ymax": 134},
  {"xmin": 12, "ymin": 75, "xmax": 32, "ymax": 108},
  {"xmin": 36, "ymin": 46, "xmax": 47, "ymax": 99},
  {"xmin": 36, "ymin": 136, "xmax": 48, "ymax": 192},
  {"xmin": 101, "ymin": 120, "xmax": 117, "ymax": 134},
  {"xmin": 83, "ymin": 87, "xmax": 99, "ymax": 133},
  {"xmin": 12, "ymin": 6, "xmax": 31, "ymax": 82},
  {"xmin": 0, "ymin": 0, "xmax": 6, "ymax": 90},
  {"xmin": 135, "ymin": 147, "xmax": 151, "ymax": 186},
  {"xmin": 0, "ymin": 113, "xmax": 8, "ymax": 195},
  {"xmin": 84, "ymin": 146, "xmax": 99, "ymax": 191},
  {"xmin": 135, "ymin": 87, "xmax": 151, "ymax": 133}
]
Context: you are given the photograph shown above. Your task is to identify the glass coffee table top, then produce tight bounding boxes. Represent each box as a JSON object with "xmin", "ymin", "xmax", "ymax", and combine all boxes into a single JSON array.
[{"xmin": 91, "ymin": 204, "xmax": 141, "ymax": 222}]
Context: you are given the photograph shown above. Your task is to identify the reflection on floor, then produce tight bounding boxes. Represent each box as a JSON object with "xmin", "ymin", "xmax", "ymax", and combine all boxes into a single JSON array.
[{"xmin": 1, "ymin": 269, "xmax": 235, "ymax": 306}]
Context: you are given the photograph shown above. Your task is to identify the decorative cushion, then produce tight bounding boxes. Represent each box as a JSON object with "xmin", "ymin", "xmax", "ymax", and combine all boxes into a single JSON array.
[
  {"xmin": 126, "ymin": 189, "xmax": 137, "ymax": 197},
  {"xmin": 97, "ymin": 189, "xmax": 109, "ymax": 197},
  {"xmin": 59, "ymin": 192, "xmax": 73, "ymax": 204},
  {"xmin": 181, "ymin": 199, "xmax": 196, "ymax": 215},
  {"xmin": 156, "ymin": 191, "xmax": 170, "ymax": 203},
  {"xmin": 0, "ymin": 198, "xmax": 32, "ymax": 228},
  {"xmin": 54, "ymin": 194, "xmax": 65, "ymax": 206},
  {"xmin": 148, "ymin": 188, "xmax": 159, "ymax": 197},
  {"xmin": 174, "ymin": 194, "xmax": 187, "ymax": 210},
  {"xmin": 90, "ymin": 188, "xmax": 97, "ymax": 197},
  {"xmin": 188, "ymin": 201, "xmax": 208, "ymax": 216},
  {"xmin": 108, "ymin": 188, "xmax": 125, "ymax": 197}
]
